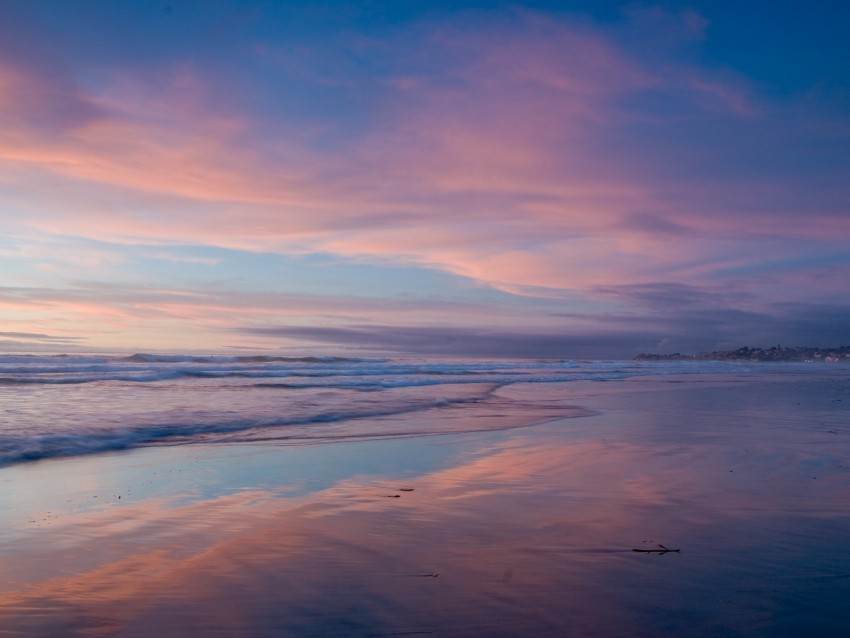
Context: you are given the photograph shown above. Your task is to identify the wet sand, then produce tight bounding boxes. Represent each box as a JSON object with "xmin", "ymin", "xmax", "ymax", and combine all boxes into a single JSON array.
[{"xmin": 2, "ymin": 368, "xmax": 850, "ymax": 636}]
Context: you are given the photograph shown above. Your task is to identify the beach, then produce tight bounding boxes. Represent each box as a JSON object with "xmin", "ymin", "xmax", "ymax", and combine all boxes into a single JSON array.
[
  {"xmin": 3, "ymin": 1, "xmax": 848, "ymax": 635},
  {"xmin": 2, "ymin": 365, "xmax": 850, "ymax": 636}
]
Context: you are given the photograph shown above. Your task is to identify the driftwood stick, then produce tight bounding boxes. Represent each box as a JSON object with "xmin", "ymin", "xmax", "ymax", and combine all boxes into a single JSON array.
[{"xmin": 632, "ymin": 544, "xmax": 681, "ymax": 554}]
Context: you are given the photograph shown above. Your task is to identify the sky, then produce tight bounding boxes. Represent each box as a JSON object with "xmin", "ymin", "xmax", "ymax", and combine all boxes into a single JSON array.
[{"xmin": 1, "ymin": 0, "xmax": 849, "ymax": 358}]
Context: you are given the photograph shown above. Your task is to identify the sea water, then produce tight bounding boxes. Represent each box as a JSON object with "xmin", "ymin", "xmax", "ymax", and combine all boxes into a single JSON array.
[
  {"xmin": 0, "ymin": 354, "xmax": 752, "ymax": 466},
  {"xmin": 2, "ymin": 357, "xmax": 850, "ymax": 636}
]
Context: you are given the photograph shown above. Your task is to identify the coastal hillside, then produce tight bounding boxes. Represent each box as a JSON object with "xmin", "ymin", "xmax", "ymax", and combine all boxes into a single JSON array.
[{"xmin": 635, "ymin": 346, "xmax": 850, "ymax": 362}]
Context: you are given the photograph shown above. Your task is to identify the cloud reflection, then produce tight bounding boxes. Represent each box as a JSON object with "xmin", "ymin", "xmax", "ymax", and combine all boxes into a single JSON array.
[{"xmin": 4, "ymin": 370, "xmax": 850, "ymax": 634}]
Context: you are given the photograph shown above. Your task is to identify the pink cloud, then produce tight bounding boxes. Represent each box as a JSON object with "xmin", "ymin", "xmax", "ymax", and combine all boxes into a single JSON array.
[
  {"xmin": 2, "ymin": 279, "xmax": 562, "ymax": 350},
  {"xmin": 0, "ymin": 9, "xmax": 847, "ymax": 314}
]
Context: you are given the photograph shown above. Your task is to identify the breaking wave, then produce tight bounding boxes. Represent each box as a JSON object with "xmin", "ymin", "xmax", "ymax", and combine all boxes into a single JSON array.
[{"xmin": 0, "ymin": 353, "xmax": 751, "ymax": 467}]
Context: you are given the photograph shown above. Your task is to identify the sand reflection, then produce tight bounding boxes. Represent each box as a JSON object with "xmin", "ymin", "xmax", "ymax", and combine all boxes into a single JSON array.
[
  {"xmin": 0, "ymin": 440, "xmax": 653, "ymax": 636},
  {"xmin": 3, "ymin": 372, "xmax": 850, "ymax": 636}
]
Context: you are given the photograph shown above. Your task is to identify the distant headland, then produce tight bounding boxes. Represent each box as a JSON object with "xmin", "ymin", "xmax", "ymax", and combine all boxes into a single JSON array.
[{"xmin": 635, "ymin": 345, "xmax": 850, "ymax": 362}]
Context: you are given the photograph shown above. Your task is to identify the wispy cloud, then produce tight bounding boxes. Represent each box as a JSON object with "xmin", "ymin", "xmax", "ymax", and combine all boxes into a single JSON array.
[
  {"xmin": 0, "ymin": 4, "xmax": 848, "ymax": 353},
  {"xmin": 0, "ymin": 331, "xmax": 82, "ymax": 343},
  {"xmin": 238, "ymin": 324, "xmax": 662, "ymax": 359},
  {"xmin": 240, "ymin": 300, "xmax": 850, "ymax": 357}
]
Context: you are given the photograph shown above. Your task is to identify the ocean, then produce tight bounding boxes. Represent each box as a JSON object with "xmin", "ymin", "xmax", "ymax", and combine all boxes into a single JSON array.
[
  {"xmin": 1, "ymin": 353, "xmax": 750, "ymax": 467},
  {"xmin": 3, "ymin": 356, "xmax": 850, "ymax": 636}
]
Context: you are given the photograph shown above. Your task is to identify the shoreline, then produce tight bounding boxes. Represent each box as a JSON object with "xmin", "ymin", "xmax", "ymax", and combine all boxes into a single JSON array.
[{"xmin": 2, "ymin": 369, "xmax": 850, "ymax": 636}]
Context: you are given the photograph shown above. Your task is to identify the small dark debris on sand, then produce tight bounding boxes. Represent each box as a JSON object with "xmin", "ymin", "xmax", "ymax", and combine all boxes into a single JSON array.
[{"xmin": 632, "ymin": 544, "xmax": 680, "ymax": 554}]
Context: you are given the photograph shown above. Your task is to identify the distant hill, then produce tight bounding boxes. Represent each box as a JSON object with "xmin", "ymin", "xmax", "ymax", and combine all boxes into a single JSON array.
[{"xmin": 635, "ymin": 346, "xmax": 850, "ymax": 362}]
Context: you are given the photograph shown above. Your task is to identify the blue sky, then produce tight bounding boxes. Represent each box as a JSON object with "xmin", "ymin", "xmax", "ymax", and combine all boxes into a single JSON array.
[{"xmin": 1, "ymin": 1, "xmax": 848, "ymax": 356}]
